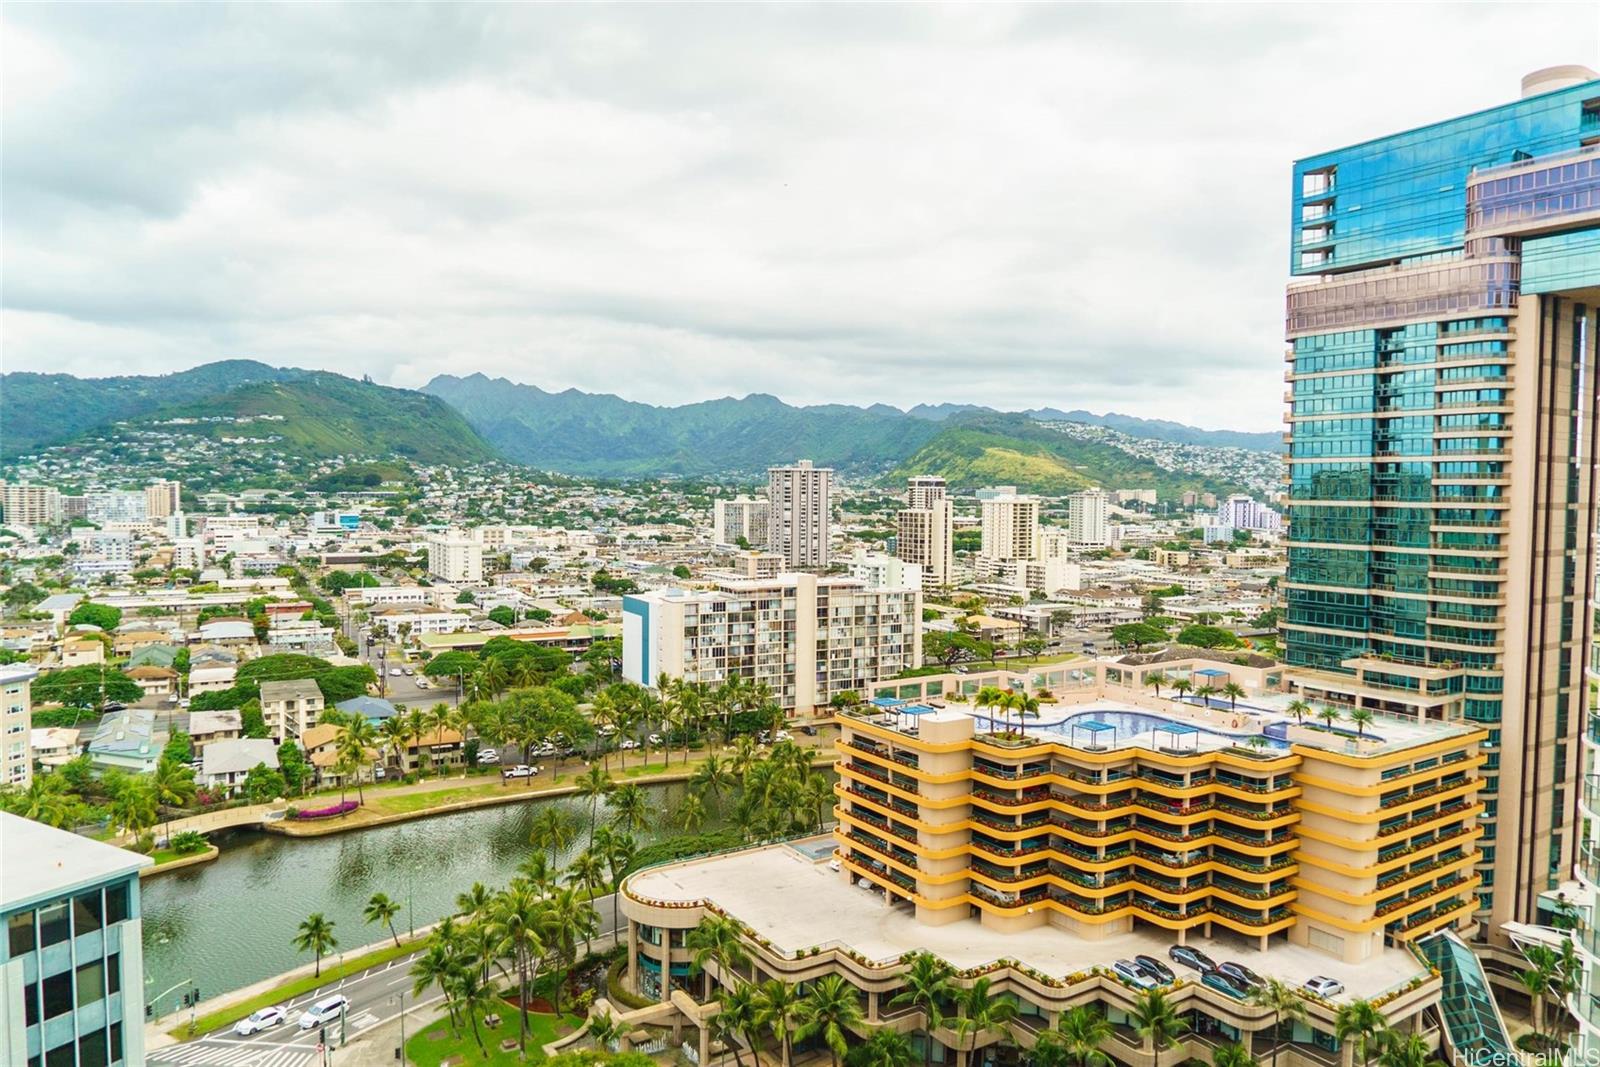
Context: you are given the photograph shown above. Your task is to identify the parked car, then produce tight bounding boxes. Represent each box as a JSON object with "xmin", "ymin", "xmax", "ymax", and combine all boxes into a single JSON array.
[
  {"xmin": 646, "ymin": 733, "xmax": 664, "ymax": 746},
  {"xmin": 1218, "ymin": 961, "xmax": 1264, "ymax": 992},
  {"xmin": 1201, "ymin": 970, "xmax": 1246, "ymax": 999},
  {"xmin": 1112, "ymin": 959, "xmax": 1158, "ymax": 990},
  {"xmin": 1168, "ymin": 945, "xmax": 1218, "ymax": 972},
  {"xmin": 800, "ymin": 725, "xmax": 818, "ymax": 736},
  {"xmin": 234, "ymin": 1005, "xmax": 286, "ymax": 1035},
  {"xmin": 1133, "ymin": 955, "xmax": 1175, "ymax": 984},
  {"xmin": 372, "ymin": 766, "xmax": 386, "ymax": 780},
  {"xmin": 774, "ymin": 730, "xmax": 793, "ymax": 742},
  {"xmin": 415, "ymin": 678, "xmax": 431, "ymax": 690},
  {"xmin": 476, "ymin": 748, "xmax": 499, "ymax": 764},
  {"xmin": 619, "ymin": 739, "xmax": 639, "ymax": 750},
  {"xmin": 402, "ymin": 667, "xmax": 414, "ymax": 675},
  {"xmin": 388, "ymin": 667, "xmax": 402, "ymax": 677},
  {"xmin": 501, "ymin": 764, "xmax": 535, "ymax": 779},
  {"xmin": 1303, "ymin": 976, "xmax": 1345, "ymax": 998},
  {"xmin": 298, "ymin": 995, "xmax": 351, "ymax": 1030}
]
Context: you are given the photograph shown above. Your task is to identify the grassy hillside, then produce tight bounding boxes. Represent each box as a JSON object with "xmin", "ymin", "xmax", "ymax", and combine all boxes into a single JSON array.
[
  {"xmin": 887, "ymin": 414, "xmax": 1246, "ymax": 497},
  {"xmin": 103, "ymin": 373, "xmax": 500, "ymax": 465},
  {"xmin": 1, "ymin": 360, "xmax": 297, "ymax": 458}
]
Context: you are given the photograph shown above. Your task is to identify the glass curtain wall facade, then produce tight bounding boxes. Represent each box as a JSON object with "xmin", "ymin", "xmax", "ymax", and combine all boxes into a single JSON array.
[{"xmin": 1282, "ymin": 71, "xmax": 1600, "ymax": 948}]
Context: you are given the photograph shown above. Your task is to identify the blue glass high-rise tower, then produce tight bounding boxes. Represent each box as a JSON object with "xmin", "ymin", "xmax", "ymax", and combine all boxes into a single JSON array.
[{"xmin": 1282, "ymin": 65, "xmax": 1600, "ymax": 946}]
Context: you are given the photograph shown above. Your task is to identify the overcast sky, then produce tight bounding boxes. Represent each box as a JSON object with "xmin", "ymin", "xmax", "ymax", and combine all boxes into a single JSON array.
[{"xmin": 4, "ymin": 5, "xmax": 1597, "ymax": 431}]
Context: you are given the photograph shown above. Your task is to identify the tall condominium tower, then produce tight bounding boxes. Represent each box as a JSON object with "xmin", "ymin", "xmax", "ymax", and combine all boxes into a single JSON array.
[
  {"xmin": 766, "ymin": 460, "xmax": 833, "ymax": 569},
  {"xmin": 713, "ymin": 496, "xmax": 770, "ymax": 547},
  {"xmin": 144, "ymin": 479, "xmax": 181, "ymax": 519},
  {"xmin": 1281, "ymin": 66, "xmax": 1600, "ymax": 943},
  {"xmin": 979, "ymin": 493, "xmax": 1040, "ymax": 562},
  {"xmin": 1065, "ymin": 487, "xmax": 1110, "ymax": 546},
  {"xmin": 896, "ymin": 476, "xmax": 954, "ymax": 589}
]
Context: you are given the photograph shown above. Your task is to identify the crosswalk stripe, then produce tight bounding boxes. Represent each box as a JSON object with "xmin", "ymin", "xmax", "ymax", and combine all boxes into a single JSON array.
[{"xmin": 151, "ymin": 1042, "xmax": 313, "ymax": 1067}]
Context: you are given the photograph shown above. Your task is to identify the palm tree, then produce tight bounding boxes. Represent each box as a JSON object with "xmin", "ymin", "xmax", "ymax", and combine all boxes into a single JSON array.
[
  {"xmin": 590, "ymin": 689, "xmax": 622, "ymax": 770},
  {"xmin": 1170, "ymin": 677, "xmax": 1193, "ymax": 703},
  {"xmin": 576, "ymin": 765, "xmax": 614, "ymax": 848},
  {"xmin": 456, "ymin": 882, "xmax": 492, "ymax": 919},
  {"xmin": 404, "ymin": 707, "xmax": 430, "ymax": 774},
  {"xmin": 1374, "ymin": 1033, "xmax": 1430, "ymax": 1067},
  {"xmin": 686, "ymin": 913, "xmax": 752, "ymax": 994},
  {"xmin": 1221, "ymin": 681, "xmax": 1247, "ymax": 709},
  {"xmin": 151, "ymin": 756, "xmax": 197, "ymax": 842},
  {"xmin": 719, "ymin": 982, "xmax": 764, "ymax": 1067},
  {"xmin": 567, "ymin": 847, "xmax": 609, "ymax": 901},
  {"xmin": 974, "ymin": 685, "xmax": 1005, "ymax": 732},
  {"xmin": 1013, "ymin": 692, "xmax": 1041, "ymax": 738},
  {"xmin": 1249, "ymin": 978, "xmax": 1307, "ymax": 1067},
  {"xmin": 487, "ymin": 880, "xmax": 546, "ymax": 1055},
  {"xmin": 595, "ymin": 827, "xmax": 636, "ymax": 934},
  {"xmin": 364, "ymin": 892, "xmax": 402, "ymax": 948},
  {"xmin": 854, "ymin": 1028, "xmax": 914, "ymax": 1067},
  {"xmin": 410, "ymin": 940, "xmax": 463, "ymax": 1035},
  {"xmin": 517, "ymin": 853, "xmax": 558, "ymax": 897},
  {"xmin": 337, "ymin": 716, "xmax": 379, "ymax": 803},
  {"xmin": 378, "ymin": 716, "xmax": 411, "ymax": 775},
  {"xmin": 541, "ymin": 886, "xmax": 599, "ymax": 1006},
  {"xmin": 675, "ymin": 791, "xmax": 708, "ymax": 832},
  {"xmin": 293, "ymin": 913, "xmax": 338, "ymax": 977},
  {"xmin": 796, "ymin": 974, "xmax": 864, "ymax": 1067},
  {"xmin": 608, "ymin": 782, "xmax": 651, "ymax": 834},
  {"xmin": 530, "ymin": 805, "xmax": 579, "ymax": 860},
  {"xmin": 1129, "ymin": 989, "xmax": 1185, "ymax": 1067},
  {"xmin": 949, "ymin": 978, "xmax": 1016, "ymax": 1067},
  {"xmin": 447, "ymin": 960, "xmax": 496, "ymax": 1055},
  {"xmin": 1054, "ymin": 1004, "xmax": 1112, "ymax": 1067},
  {"xmin": 691, "ymin": 754, "xmax": 735, "ymax": 811},
  {"xmin": 756, "ymin": 979, "xmax": 804, "ymax": 1067},
  {"xmin": 109, "ymin": 777, "xmax": 159, "ymax": 840},
  {"xmin": 1213, "ymin": 1042, "xmax": 1259, "ymax": 1067},
  {"xmin": 1194, "ymin": 684, "xmax": 1219, "ymax": 706},
  {"xmin": 1285, "ymin": 698, "xmax": 1310, "ymax": 725},
  {"xmin": 1349, "ymin": 707, "xmax": 1375, "ymax": 738},
  {"xmin": 1317, "ymin": 705, "xmax": 1341, "ymax": 729},
  {"xmin": 1145, "ymin": 673, "xmax": 1167, "ymax": 698},
  {"xmin": 1333, "ymin": 999, "xmax": 1388, "ymax": 1067}
]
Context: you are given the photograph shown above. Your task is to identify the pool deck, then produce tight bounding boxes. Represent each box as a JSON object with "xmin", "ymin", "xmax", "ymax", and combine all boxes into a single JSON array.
[{"xmin": 628, "ymin": 844, "xmax": 1425, "ymax": 1002}]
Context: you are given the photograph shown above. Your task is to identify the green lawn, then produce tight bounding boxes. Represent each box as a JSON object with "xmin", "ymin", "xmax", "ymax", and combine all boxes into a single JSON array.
[
  {"xmin": 406, "ymin": 1003, "xmax": 581, "ymax": 1066},
  {"xmin": 172, "ymin": 938, "xmax": 418, "ymax": 1039},
  {"xmin": 145, "ymin": 845, "xmax": 216, "ymax": 866}
]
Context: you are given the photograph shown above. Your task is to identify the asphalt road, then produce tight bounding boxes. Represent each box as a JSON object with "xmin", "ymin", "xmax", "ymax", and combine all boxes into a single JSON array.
[{"xmin": 148, "ymin": 894, "xmax": 619, "ymax": 1067}]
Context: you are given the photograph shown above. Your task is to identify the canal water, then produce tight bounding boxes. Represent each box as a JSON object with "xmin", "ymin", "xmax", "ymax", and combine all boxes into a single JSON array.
[{"xmin": 140, "ymin": 781, "xmax": 699, "ymax": 1005}]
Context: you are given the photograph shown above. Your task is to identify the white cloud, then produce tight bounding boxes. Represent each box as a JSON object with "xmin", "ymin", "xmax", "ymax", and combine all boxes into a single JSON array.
[{"xmin": 3, "ymin": 4, "xmax": 1596, "ymax": 430}]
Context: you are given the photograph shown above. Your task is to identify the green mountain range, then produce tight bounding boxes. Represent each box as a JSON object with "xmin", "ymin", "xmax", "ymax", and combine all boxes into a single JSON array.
[
  {"xmin": 422, "ymin": 373, "xmax": 944, "ymax": 476},
  {"xmin": 886, "ymin": 413, "xmax": 1242, "ymax": 496},
  {"xmin": 3, "ymin": 364, "xmax": 498, "ymax": 465},
  {"xmin": 1, "ymin": 359, "xmax": 298, "ymax": 458}
]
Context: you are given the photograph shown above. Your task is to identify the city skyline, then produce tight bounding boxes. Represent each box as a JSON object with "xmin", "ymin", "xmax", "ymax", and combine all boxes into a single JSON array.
[{"xmin": 6, "ymin": 5, "xmax": 1597, "ymax": 430}]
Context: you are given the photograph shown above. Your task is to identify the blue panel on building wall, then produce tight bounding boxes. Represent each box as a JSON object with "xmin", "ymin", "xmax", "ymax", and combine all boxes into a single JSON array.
[
  {"xmin": 1290, "ymin": 80, "xmax": 1600, "ymax": 274},
  {"xmin": 1522, "ymin": 227, "xmax": 1600, "ymax": 292}
]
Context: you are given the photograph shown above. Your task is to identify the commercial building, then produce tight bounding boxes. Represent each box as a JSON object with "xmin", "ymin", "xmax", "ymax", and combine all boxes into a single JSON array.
[
  {"xmin": 896, "ymin": 476, "xmax": 954, "ymax": 590},
  {"xmin": 712, "ymin": 496, "xmax": 770, "ymax": 547},
  {"xmin": 622, "ymin": 572, "xmax": 920, "ymax": 712},
  {"xmin": 0, "ymin": 813, "xmax": 150, "ymax": 1067},
  {"xmin": 766, "ymin": 460, "xmax": 833, "ymax": 569},
  {"xmin": 1066, "ymin": 487, "xmax": 1111, "ymax": 546},
  {"xmin": 143, "ymin": 480, "xmax": 181, "ymax": 520},
  {"xmin": 1, "ymin": 665, "xmax": 37, "ymax": 789},
  {"xmin": 426, "ymin": 532, "xmax": 484, "ymax": 583},
  {"xmin": 1281, "ymin": 66, "xmax": 1600, "ymax": 940},
  {"xmin": 617, "ymin": 682, "xmax": 1496, "ymax": 1067},
  {"xmin": 979, "ymin": 493, "xmax": 1040, "ymax": 562},
  {"xmin": 0, "ymin": 483, "xmax": 62, "ymax": 527}
]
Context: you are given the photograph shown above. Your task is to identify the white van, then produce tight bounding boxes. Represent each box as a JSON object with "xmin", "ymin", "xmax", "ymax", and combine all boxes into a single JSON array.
[{"xmin": 298, "ymin": 994, "xmax": 351, "ymax": 1030}]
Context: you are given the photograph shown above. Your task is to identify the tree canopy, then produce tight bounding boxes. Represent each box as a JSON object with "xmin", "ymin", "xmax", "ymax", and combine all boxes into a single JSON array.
[
  {"xmin": 1176, "ymin": 624, "xmax": 1242, "ymax": 650},
  {"xmin": 34, "ymin": 666, "xmax": 142, "ymax": 709},
  {"xmin": 67, "ymin": 602, "xmax": 122, "ymax": 631}
]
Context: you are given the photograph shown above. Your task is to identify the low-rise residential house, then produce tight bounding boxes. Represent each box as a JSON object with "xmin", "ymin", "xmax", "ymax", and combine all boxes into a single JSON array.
[
  {"xmin": 29, "ymin": 726, "xmax": 80, "ymax": 768},
  {"xmin": 187, "ymin": 664, "xmax": 237, "ymax": 694},
  {"xmin": 195, "ymin": 619, "xmax": 257, "ymax": 647},
  {"xmin": 398, "ymin": 727, "xmax": 465, "ymax": 774},
  {"xmin": 188, "ymin": 644, "xmax": 238, "ymax": 671},
  {"xmin": 87, "ymin": 709, "xmax": 162, "ymax": 774},
  {"xmin": 186, "ymin": 710, "xmax": 242, "ymax": 754},
  {"xmin": 124, "ymin": 665, "xmax": 177, "ymax": 697},
  {"xmin": 299, "ymin": 723, "xmax": 378, "ymax": 787},
  {"xmin": 112, "ymin": 630, "xmax": 174, "ymax": 657},
  {"xmin": 199, "ymin": 738, "xmax": 279, "ymax": 792},
  {"xmin": 334, "ymin": 695, "xmax": 399, "ymax": 725},
  {"xmin": 259, "ymin": 679, "xmax": 324, "ymax": 743},
  {"xmin": 33, "ymin": 592, "xmax": 85, "ymax": 631},
  {"xmin": 60, "ymin": 637, "xmax": 105, "ymax": 667},
  {"xmin": 369, "ymin": 607, "xmax": 469, "ymax": 638},
  {"xmin": 126, "ymin": 643, "xmax": 181, "ymax": 670}
]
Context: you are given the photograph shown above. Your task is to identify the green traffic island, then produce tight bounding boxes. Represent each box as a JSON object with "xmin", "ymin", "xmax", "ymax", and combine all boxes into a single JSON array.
[{"xmin": 168, "ymin": 937, "xmax": 420, "ymax": 1040}]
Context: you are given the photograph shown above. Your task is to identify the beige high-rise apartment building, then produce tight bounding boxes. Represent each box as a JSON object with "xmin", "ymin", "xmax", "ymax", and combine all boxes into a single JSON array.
[
  {"xmin": 427, "ymin": 531, "xmax": 484, "ymax": 583},
  {"xmin": 1066, "ymin": 487, "xmax": 1110, "ymax": 546},
  {"xmin": 0, "ymin": 665, "xmax": 37, "ymax": 789},
  {"xmin": 979, "ymin": 493, "xmax": 1040, "ymax": 562},
  {"xmin": 144, "ymin": 479, "xmax": 181, "ymax": 519},
  {"xmin": 0, "ymin": 483, "xmax": 61, "ymax": 527},
  {"xmin": 621, "ymin": 572, "xmax": 920, "ymax": 712},
  {"xmin": 895, "ymin": 476, "xmax": 953, "ymax": 590},
  {"xmin": 712, "ymin": 496, "xmax": 770, "ymax": 547},
  {"xmin": 766, "ymin": 460, "xmax": 832, "ymax": 569}
]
